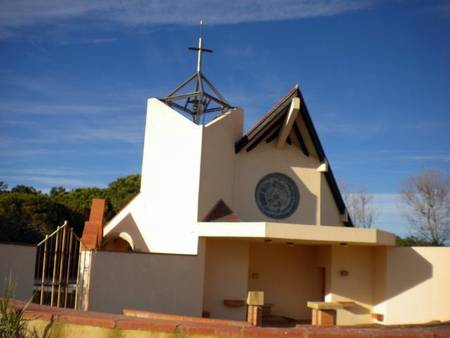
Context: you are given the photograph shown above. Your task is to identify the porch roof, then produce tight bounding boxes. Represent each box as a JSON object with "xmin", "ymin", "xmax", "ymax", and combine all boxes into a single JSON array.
[{"xmin": 196, "ymin": 222, "xmax": 395, "ymax": 246}]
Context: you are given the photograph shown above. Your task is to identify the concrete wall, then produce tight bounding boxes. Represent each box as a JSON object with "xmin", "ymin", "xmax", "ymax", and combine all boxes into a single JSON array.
[
  {"xmin": 104, "ymin": 98, "xmax": 204, "ymax": 254},
  {"xmin": 328, "ymin": 245, "xmax": 375, "ymax": 325},
  {"xmin": 327, "ymin": 246, "xmax": 450, "ymax": 326},
  {"xmin": 202, "ymin": 239, "xmax": 249, "ymax": 320},
  {"xmin": 88, "ymin": 240, "xmax": 205, "ymax": 316},
  {"xmin": 197, "ymin": 110, "xmax": 243, "ymax": 221},
  {"xmin": 319, "ymin": 174, "xmax": 342, "ymax": 226},
  {"xmin": 374, "ymin": 247, "xmax": 450, "ymax": 325},
  {"xmin": 248, "ymin": 243, "xmax": 323, "ymax": 320},
  {"xmin": 234, "ymin": 141, "xmax": 320, "ymax": 225},
  {"xmin": 0, "ymin": 243, "xmax": 36, "ymax": 300}
]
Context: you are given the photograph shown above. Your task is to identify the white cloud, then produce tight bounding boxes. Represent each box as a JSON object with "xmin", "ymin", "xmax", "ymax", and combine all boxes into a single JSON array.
[
  {"xmin": 0, "ymin": 100, "xmax": 141, "ymax": 116},
  {"xmin": 59, "ymin": 37, "xmax": 119, "ymax": 45},
  {"xmin": 6, "ymin": 175, "xmax": 97, "ymax": 188},
  {"xmin": 316, "ymin": 119, "xmax": 385, "ymax": 138},
  {"xmin": 0, "ymin": 0, "xmax": 374, "ymax": 37},
  {"xmin": 2, "ymin": 168, "xmax": 100, "ymax": 190},
  {"xmin": 399, "ymin": 154, "xmax": 450, "ymax": 162}
]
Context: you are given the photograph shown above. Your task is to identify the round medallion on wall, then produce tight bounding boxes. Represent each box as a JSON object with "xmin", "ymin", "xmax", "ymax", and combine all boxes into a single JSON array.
[{"xmin": 255, "ymin": 173, "xmax": 299, "ymax": 219}]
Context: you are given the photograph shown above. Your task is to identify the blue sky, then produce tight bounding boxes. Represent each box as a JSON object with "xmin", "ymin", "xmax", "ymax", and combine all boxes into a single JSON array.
[{"xmin": 0, "ymin": 0, "xmax": 449, "ymax": 236}]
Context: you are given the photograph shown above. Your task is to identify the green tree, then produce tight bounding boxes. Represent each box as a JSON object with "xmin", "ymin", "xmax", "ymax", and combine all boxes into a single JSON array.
[
  {"xmin": 11, "ymin": 185, "xmax": 37, "ymax": 194},
  {"xmin": 106, "ymin": 174, "xmax": 141, "ymax": 214},
  {"xmin": 396, "ymin": 235, "xmax": 436, "ymax": 247},
  {"xmin": 52, "ymin": 187, "xmax": 109, "ymax": 235},
  {"xmin": 0, "ymin": 192, "xmax": 70, "ymax": 244},
  {"xmin": 49, "ymin": 186, "xmax": 66, "ymax": 198},
  {"xmin": 0, "ymin": 174, "xmax": 141, "ymax": 244}
]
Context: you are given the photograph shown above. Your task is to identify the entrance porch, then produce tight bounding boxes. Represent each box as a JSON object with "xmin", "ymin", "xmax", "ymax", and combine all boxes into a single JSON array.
[{"xmin": 202, "ymin": 238, "xmax": 329, "ymax": 326}]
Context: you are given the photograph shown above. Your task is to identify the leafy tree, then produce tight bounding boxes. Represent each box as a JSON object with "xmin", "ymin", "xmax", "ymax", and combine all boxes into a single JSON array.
[
  {"xmin": 396, "ymin": 235, "xmax": 436, "ymax": 247},
  {"xmin": 106, "ymin": 174, "xmax": 141, "ymax": 214},
  {"xmin": 0, "ymin": 192, "xmax": 70, "ymax": 243},
  {"xmin": 49, "ymin": 186, "xmax": 66, "ymax": 198},
  {"xmin": 0, "ymin": 175, "xmax": 141, "ymax": 244},
  {"xmin": 11, "ymin": 185, "xmax": 37, "ymax": 194},
  {"xmin": 52, "ymin": 187, "xmax": 109, "ymax": 235},
  {"xmin": 0, "ymin": 181, "xmax": 7, "ymax": 193}
]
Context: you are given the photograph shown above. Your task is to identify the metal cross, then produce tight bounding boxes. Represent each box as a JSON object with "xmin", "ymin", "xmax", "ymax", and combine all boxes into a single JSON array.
[{"xmin": 188, "ymin": 20, "xmax": 213, "ymax": 73}]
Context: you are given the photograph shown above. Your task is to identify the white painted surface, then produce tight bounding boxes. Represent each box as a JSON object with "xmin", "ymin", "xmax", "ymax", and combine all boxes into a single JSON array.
[
  {"xmin": 248, "ymin": 242, "xmax": 323, "ymax": 320},
  {"xmin": 104, "ymin": 99, "xmax": 203, "ymax": 254},
  {"xmin": 202, "ymin": 239, "xmax": 249, "ymax": 320},
  {"xmin": 328, "ymin": 245, "xmax": 375, "ymax": 325},
  {"xmin": 374, "ymin": 247, "xmax": 450, "ymax": 325},
  {"xmin": 197, "ymin": 222, "xmax": 396, "ymax": 246},
  {"xmin": 197, "ymin": 110, "xmax": 242, "ymax": 221}
]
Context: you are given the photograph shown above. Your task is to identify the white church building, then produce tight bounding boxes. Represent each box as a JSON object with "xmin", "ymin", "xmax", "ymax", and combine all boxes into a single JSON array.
[{"xmin": 81, "ymin": 30, "xmax": 450, "ymax": 327}]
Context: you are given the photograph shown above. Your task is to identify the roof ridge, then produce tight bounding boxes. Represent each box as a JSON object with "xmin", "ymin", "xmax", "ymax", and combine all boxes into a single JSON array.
[{"xmin": 246, "ymin": 85, "xmax": 299, "ymax": 136}]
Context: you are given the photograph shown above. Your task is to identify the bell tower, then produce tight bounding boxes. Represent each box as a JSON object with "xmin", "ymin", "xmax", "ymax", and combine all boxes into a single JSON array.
[{"xmin": 163, "ymin": 20, "xmax": 233, "ymax": 124}]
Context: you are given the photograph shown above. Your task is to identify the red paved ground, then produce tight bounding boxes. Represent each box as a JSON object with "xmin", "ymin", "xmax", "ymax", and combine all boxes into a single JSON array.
[{"xmin": 12, "ymin": 300, "xmax": 450, "ymax": 337}]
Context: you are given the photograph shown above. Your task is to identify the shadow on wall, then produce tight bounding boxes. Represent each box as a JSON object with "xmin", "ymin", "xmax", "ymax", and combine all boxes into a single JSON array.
[
  {"xmin": 88, "ymin": 244, "xmax": 204, "ymax": 316},
  {"xmin": 102, "ymin": 213, "xmax": 149, "ymax": 253},
  {"xmin": 375, "ymin": 247, "xmax": 433, "ymax": 304},
  {"xmin": 334, "ymin": 246, "xmax": 433, "ymax": 309},
  {"xmin": 286, "ymin": 167, "xmax": 317, "ymax": 226},
  {"xmin": 0, "ymin": 243, "xmax": 36, "ymax": 301}
]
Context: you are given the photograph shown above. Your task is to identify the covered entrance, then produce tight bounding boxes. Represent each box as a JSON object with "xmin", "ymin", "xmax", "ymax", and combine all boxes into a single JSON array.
[
  {"xmin": 248, "ymin": 241, "xmax": 325, "ymax": 326},
  {"xmin": 202, "ymin": 238, "xmax": 328, "ymax": 326}
]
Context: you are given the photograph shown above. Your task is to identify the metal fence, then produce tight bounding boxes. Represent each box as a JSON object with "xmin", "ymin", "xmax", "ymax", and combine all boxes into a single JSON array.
[{"xmin": 32, "ymin": 221, "xmax": 84, "ymax": 309}]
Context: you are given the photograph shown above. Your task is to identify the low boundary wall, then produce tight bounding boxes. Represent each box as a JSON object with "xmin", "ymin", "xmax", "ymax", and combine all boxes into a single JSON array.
[
  {"xmin": 17, "ymin": 301, "xmax": 450, "ymax": 338},
  {"xmin": 0, "ymin": 242, "xmax": 36, "ymax": 300},
  {"xmin": 88, "ymin": 246, "xmax": 205, "ymax": 316},
  {"xmin": 375, "ymin": 247, "xmax": 450, "ymax": 325}
]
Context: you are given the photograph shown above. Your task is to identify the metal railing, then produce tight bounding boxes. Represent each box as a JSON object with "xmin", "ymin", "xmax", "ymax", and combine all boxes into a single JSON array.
[{"xmin": 33, "ymin": 221, "xmax": 84, "ymax": 309}]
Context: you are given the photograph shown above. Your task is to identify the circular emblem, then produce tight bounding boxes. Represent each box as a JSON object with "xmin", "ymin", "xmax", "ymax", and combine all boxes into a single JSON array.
[{"xmin": 255, "ymin": 173, "xmax": 299, "ymax": 219}]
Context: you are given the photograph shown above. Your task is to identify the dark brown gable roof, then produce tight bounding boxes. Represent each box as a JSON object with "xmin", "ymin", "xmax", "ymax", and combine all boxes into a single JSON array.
[
  {"xmin": 234, "ymin": 85, "xmax": 353, "ymax": 227},
  {"xmin": 235, "ymin": 86, "xmax": 298, "ymax": 153},
  {"xmin": 203, "ymin": 200, "xmax": 241, "ymax": 222}
]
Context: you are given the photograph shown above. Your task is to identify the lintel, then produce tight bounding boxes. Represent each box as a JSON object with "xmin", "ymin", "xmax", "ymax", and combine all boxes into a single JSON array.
[{"xmin": 197, "ymin": 222, "xmax": 395, "ymax": 246}]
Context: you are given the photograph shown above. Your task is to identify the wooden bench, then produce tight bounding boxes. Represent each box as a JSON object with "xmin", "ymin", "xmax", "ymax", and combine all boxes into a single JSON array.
[{"xmin": 307, "ymin": 301, "xmax": 354, "ymax": 326}]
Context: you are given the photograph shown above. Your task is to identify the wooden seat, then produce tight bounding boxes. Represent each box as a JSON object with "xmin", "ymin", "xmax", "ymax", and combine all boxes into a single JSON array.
[{"xmin": 307, "ymin": 301, "xmax": 355, "ymax": 326}]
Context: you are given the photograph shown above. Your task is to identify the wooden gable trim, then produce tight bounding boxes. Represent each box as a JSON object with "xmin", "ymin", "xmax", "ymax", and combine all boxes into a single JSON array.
[
  {"xmin": 295, "ymin": 88, "xmax": 352, "ymax": 226},
  {"xmin": 234, "ymin": 86, "xmax": 298, "ymax": 153},
  {"xmin": 245, "ymin": 116, "xmax": 284, "ymax": 152},
  {"xmin": 292, "ymin": 122, "xmax": 309, "ymax": 157}
]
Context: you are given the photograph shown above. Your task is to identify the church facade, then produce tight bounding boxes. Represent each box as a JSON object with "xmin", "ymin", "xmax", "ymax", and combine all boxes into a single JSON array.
[
  {"xmin": 98, "ymin": 82, "xmax": 401, "ymax": 325},
  {"xmin": 85, "ymin": 31, "xmax": 449, "ymax": 326}
]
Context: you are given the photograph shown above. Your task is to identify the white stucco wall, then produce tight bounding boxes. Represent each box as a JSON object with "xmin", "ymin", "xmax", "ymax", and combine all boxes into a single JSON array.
[
  {"xmin": 0, "ymin": 243, "xmax": 36, "ymax": 301},
  {"xmin": 197, "ymin": 110, "xmax": 243, "ymax": 221},
  {"xmin": 328, "ymin": 245, "xmax": 375, "ymax": 325},
  {"xmin": 104, "ymin": 99, "xmax": 204, "ymax": 254},
  {"xmin": 248, "ymin": 242, "xmax": 323, "ymax": 320},
  {"xmin": 88, "ymin": 240, "xmax": 205, "ymax": 316},
  {"xmin": 374, "ymin": 247, "xmax": 450, "ymax": 325},
  {"xmin": 202, "ymin": 238, "xmax": 249, "ymax": 320}
]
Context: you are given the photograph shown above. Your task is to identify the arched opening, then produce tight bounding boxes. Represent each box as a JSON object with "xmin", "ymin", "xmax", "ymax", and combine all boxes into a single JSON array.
[{"xmin": 102, "ymin": 232, "xmax": 134, "ymax": 252}]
